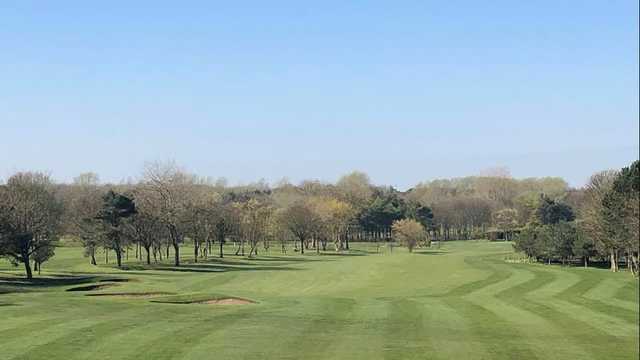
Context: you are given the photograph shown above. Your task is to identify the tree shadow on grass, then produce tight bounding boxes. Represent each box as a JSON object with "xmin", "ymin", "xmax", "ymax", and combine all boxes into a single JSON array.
[
  {"xmin": 241, "ymin": 256, "xmax": 321, "ymax": 263},
  {"xmin": 122, "ymin": 263, "xmax": 302, "ymax": 274},
  {"xmin": 0, "ymin": 274, "xmax": 98, "ymax": 287},
  {"xmin": 318, "ymin": 250, "xmax": 369, "ymax": 257},
  {"xmin": 114, "ymin": 252, "xmax": 337, "ymax": 272},
  {"xmin": 412, "ymin": 250, "xmax": 448, "ymax": 255},
  {"xmin": 0, "ymin": 274, "xmax": 101, "ymax": 294},
  {"xmin": 194, "ymin": 257, "xmax": 314, "ymax": 266},
  {"xmin": 577, "ymin": 261, "xmax": 614, "ymax": 270}
]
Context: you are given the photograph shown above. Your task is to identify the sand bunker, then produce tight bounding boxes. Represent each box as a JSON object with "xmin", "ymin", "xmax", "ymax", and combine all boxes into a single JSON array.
[
  {"xmin": 86, "ymin": 292, "xmax": 172, "ymax": 298},
  {"xmin": 196, "ymin": 298, "xmax": 255, "ymax": 305},
  {"xmin": 67, "ymin": 283, "xmax": 117, "ymax": 292},
  {"xmin": 152, "ymin": 296, "xmax": 256, "ymax": 305}
]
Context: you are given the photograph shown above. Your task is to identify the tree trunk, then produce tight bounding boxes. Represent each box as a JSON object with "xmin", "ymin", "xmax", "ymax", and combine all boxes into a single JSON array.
[
  {"xmin": 300, "ymin": 238, "xmax": 305, "ymax": 254},
  {"xmin": 116, "ymin": 248, "xmax": 122, "ymax": 268},
  {"xmin": 90, "ymin": 249, "xmax": 97, "ymax": 266},
  {"xmin": 24, "ymin": 258, "xmax": 33, "ymax": 280},
  {"xmin": 584, "ymin": 256, "xmax": 588, "ymax": 268},
  {"xmin": 629, "ymin": 253, "xmax": 639, "ymax": 277},
  {"xmin": 173, "ymin": 242, "xmax": 180, "ymax": 266},
  {"xmin": 610, "ymin": 250, "xmax": 618, "ymax": 272},
  {"xmin": 194, "ymin": 241, "xmax": 199, "ymax": 263},
  {"xmin": 219, "ymin": 240, "xmax": 224, "ymax": 258},
  {"xmin": 145, "ymin": 246, "xmax": 151, "ymax": 265}
]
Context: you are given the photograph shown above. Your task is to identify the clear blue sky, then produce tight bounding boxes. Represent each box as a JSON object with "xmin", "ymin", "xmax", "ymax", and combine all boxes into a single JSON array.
[{"xmin": 1, "ymin": 1, "xmax": 638, "ymax": 189}]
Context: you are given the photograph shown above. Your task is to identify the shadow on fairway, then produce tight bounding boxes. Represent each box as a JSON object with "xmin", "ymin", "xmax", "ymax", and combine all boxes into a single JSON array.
[
  {"xmin": 241, "ymin": 256, "xmax": 320, "ymax": 262},
  {"xmin": 196, "ymin": 256, "xmax": 317, "ymax": 266},
  {"xmin": 66, "ymin": 283, "xmax": 119, "ymax": 292},
  {"xmin": 0, "ymin": 274, "xmax": 98, "ymax": 286},
  {"xmin": 122, "ymin": 263, "xmax": 302, "ymax": 273},
  {"xmin": 413, "ymin": 250, "xmax": 448, "ymax": 255},
  {"xmin": 0, "ymin": 274, "xmax": 100, "ymax": 294},
  {"xmin": 319, "ymin": 251, "xmax": 369, "ymax": 257}
]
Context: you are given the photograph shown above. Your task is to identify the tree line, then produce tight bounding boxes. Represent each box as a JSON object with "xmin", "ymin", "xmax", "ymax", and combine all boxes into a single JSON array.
[
  {"xmin": 0, "ymin": 161, "xmax": 637, "ymax": 278},
  {"xmin": 513, "ymin": 161, "xmax": 639, "ymax": 276}
]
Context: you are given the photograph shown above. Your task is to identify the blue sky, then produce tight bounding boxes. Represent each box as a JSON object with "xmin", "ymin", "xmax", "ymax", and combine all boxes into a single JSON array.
[{"xmin": 1, "ymin": 1, "xmax": 638, "ymax": 189}]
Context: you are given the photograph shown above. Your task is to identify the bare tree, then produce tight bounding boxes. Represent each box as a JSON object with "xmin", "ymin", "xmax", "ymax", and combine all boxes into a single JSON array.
[
  {"xmin": 0, "ymin": 172, "xmax": 63, "ymax": 279},
  {"xmin": 212, "ymin": 201, "xmax": 236, "ymax": 258},
  {"xmin": 237, "ymin": 199, "xmax": 273, "ymax": 258},
  {"xmin": 336, "ymin": 171, "xmax": 374, "ymax": 209},
  {"xmin": 186, "ymin": 188, "xmax": 221, "ymax": 262},
  {"xmin": 125, "ymin": 193, "xmax": 165, "ymax": 265},
  {"xmin": 280, "ymin": 202, "xmax": 318, "ymax": 254},
  {"xmin": 141, "ymin": 161, "xmax": 195, "ymax": 266},
  {"xmin": 64, "ymin": 173, "xmax": 104, "ymax": 265},
  {"xmin": 479, "ymin": 166, "xmax": 512, "ymax": 178}
]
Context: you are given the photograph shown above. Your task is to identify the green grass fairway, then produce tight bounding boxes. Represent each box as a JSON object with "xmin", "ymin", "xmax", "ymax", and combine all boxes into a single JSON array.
[{"xmin": 1, "ymin": 241, "xmax": 638, "ymax": 359}]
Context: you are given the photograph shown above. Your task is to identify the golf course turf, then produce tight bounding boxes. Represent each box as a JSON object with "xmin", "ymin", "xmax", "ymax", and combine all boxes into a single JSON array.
[{"xmin": 1, "ymin": 241, "xmax": 638, "ymax": 359}]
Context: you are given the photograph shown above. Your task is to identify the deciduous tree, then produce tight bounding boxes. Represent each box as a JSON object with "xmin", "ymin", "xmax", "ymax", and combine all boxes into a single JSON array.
[
  {"xmin": 0, "ymin": 172, "xmax": 63, "ymax": 279},
  {"xmin": 392, "ymin": 218, "xmax": 426, "ymax": 252},
  {"xmin": 141, "ymin": 161, "xmax": 195, "ymax": 266},
  {"xmin": 280, "ymin": 202, "xmax": 318, "ymax": 254}
]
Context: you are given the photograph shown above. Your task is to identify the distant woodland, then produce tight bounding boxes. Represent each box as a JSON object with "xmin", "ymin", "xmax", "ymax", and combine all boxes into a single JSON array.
[{"xmin": 1, "ymin": 160, "xmax": 638, "ymax": 278}]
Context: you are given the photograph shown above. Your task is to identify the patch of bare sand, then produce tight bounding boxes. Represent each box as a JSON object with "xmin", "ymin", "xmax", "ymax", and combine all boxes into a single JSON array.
[{"xmin": 197, "ymin": 298, "xmax": 255, "ymax": 305}]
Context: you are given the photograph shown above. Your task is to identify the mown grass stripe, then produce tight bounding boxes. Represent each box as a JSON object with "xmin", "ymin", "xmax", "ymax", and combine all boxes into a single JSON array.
[
  {"xmin": 583, "ymin": 278, "xmax": 639, "ymax": 312},
  {"xmin": 447, "ymin": 297, "xmax": 538, "ymax": 359},
  {"xmin": 8, "ymin": 307, "xmax": 145, "ymax": 360},
  {"xmin": 470, "ymin": 263, "xmax": 592, "ymax": 359}
]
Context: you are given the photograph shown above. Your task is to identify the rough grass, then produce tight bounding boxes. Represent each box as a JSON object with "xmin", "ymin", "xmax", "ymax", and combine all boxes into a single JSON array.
[{"xmin": 0, "ymin": 241, "xmax": 637, "ymax": 360}]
